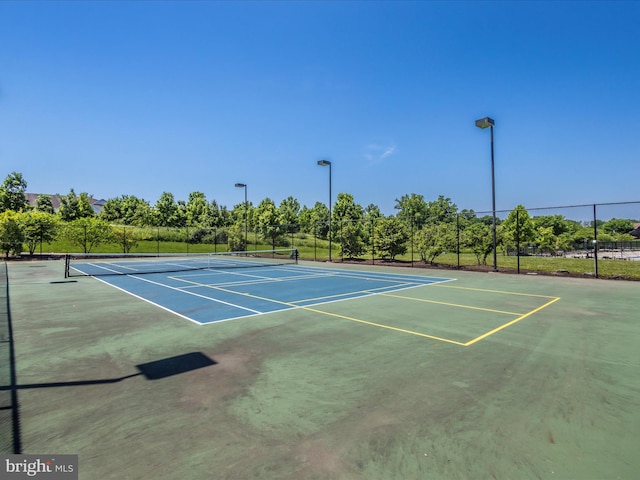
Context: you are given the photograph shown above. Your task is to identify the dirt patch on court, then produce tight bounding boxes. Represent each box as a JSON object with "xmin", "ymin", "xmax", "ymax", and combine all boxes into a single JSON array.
[
  {"xmin": 294, "ymin": 440, "xmax": 348, "ymax": 477},
  {"xmin": 180, "ymin": 345, "xmax": 264, "ymax": 409}
]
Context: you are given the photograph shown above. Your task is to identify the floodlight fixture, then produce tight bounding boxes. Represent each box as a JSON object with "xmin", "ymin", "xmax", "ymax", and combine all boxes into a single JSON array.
[{"xmin": 475, "ymin": 117, "xmax": 495, "ymax": 129}]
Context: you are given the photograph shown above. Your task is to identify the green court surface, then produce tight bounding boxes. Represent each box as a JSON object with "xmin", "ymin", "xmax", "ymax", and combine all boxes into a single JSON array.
[{"xmin": 2, "ymin": 259, "xmax": 640, "ymax": 479}]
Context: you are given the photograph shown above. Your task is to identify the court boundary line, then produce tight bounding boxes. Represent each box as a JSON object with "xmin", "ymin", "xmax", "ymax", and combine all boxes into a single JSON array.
[
  {"xmin": 297, "ymin": 286, "xmax": 561, "ymax": 347},
  {"xmin": 172, "ymin": 275, "xmax": 443, "ymax": 312},
  {"xmin": 87, "ymin": 265, "xmax": 559, "ymax": 345},
  {"xmin": 94, "ymin": 266, "xmax": 455, "ymax": 325}
]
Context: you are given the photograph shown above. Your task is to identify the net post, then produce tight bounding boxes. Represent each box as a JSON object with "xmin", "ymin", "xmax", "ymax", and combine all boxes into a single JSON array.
[{"xmin": 64, "ymin": 254, "xmax": 69, "ymax": 278}]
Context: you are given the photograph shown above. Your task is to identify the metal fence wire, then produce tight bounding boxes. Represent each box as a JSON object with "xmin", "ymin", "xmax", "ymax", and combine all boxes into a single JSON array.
[{"xmin": 12, "ymin": 201, "xmax": 640, "ymax": 279}]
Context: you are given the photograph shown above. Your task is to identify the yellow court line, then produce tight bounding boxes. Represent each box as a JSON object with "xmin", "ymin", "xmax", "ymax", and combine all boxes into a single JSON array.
[
  {"xmin": 302, "ymin": 306, "xmax": 467, "ymax": 346},
  {"xmin": 433, "ymin": 284, "xmax": 558, "ymax": 299},
  {"xmin": 463, "ymin": 296, "xmax": 561, "ymax": 346},
  {"xmin": 379, "ymin": 292, "xmax": 524, "ymax": 316},
  {"xmin": 173, "ymin": 275, "xmax": 467, "ymax": 343},
  {"xmin": 172, "ymin": 274, "xmax": 560, "ymax": 347}
]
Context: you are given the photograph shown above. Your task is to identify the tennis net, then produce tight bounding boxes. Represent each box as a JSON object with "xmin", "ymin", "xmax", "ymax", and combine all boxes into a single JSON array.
[{"xmin": 64, "ymin": 248, "xmax": 298, "ymax": 277}]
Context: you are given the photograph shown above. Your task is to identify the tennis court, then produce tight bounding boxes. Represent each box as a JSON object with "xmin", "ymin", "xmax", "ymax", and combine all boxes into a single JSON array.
[
  {"xmin": 3, "ymin": 257, "xmax": 640, "ymax": 479},
  {"xmin": 64, "ymin": 251, "xmax": 560, "ymax": 347},
  {"xmin": 66, "ymin": 251, "xmax": 456, "ymax": 325}
]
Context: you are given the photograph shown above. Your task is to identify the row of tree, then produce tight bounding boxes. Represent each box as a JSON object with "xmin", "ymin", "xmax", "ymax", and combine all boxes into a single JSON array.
[{"xmin": 1, "ymin": 171, "xmax": 638, "ymax": 262}]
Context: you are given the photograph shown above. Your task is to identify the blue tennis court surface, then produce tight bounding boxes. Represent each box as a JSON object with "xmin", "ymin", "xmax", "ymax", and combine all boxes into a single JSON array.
[{"xmin": 91, "ymin": 264, "xmax": 455, "ymax": 325}]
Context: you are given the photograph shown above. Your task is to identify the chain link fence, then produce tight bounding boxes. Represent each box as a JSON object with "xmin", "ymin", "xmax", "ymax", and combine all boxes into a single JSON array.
[{"xmin": 8, "ymin": 201, "xmax": 640, "ymax": 279}]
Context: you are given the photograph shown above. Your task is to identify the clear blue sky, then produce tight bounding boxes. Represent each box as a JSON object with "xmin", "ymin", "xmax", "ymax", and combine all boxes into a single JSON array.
[{"xmin": 1, "ymin": 0, "xmax": 638, "ymax": 218}]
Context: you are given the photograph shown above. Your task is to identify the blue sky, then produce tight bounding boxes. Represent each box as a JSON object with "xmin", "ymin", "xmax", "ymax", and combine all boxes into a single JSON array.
[{"xmin": 1, "ymin": 0, "xmax": 638, "ymax": 218}]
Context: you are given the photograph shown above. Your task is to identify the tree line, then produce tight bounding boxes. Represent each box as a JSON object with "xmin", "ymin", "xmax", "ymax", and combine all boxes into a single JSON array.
[{"xmin": 1, "ymin": 171, "xmax": 638, "ymax": 261}]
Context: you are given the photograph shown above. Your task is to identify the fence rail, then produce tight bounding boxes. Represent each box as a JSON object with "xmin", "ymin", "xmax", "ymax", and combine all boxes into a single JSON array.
[{"xmin": 11, "ymin": 201, "xmax": 640, "ymax": 280}]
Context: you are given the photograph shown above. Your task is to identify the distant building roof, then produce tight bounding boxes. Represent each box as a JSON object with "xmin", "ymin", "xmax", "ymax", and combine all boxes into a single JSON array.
[{"xmin": 25, "ymin": 193, "xmax": 105, "ymax": 214}]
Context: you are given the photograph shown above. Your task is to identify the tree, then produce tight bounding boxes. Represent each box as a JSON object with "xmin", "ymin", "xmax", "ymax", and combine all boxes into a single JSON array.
[
  {"xmin": 394, "ymin": 193, "xmax": 429, "ymax": 228},
  {"xmin": 416, "ymin": 223, "xmax": 456, "ymax": 264},
  {"xmin": 154, "ymin": 192, "xmax": 182, "ymax": 227},
  {"xmin": 255, "ymin": 198, "xmax": 285, "ymax": 248},
  {"xmin": 226, "ymin": 223, "xmax": 246, "ymax": 252},
  {"xmin": 374, "ymin": 217, "xmax": 409, "ymax": 260},
  {"xmin": 333, "ymin": 193, "xmax": 365, "ymax": 258},
  {"xmin": 232, "ymin": 201, "xmax": 254, "ymax": 233},
  {"xmin": 0, "ymin": 210, "xmax": 24, "ymax": 257},
  {"xmin": 65, "ymin": 217, "xmax": 114, "ymax": 253},
  {"xmin": 501, "ymin": 206, "xmax": 535, "ymax": 252},
  {"xmin": 111, "ymin": 226, "xmax": 140, "ymax": 253},
  {"xmin": 278, "ymin": 196, "xmax": 301, "ymax": 231},
  {"xmin": 463, "ymin": 222, "xmax": 495, "ymax": 265},
  {"xmin": 425, "ymin": 195, "xmax": 458, "ymax": 225},
  {"xmin": 363, "ymin": 204, "xmax": 383, "ymax": 220},
  {"xmin": 333, "ymin": 193, "xmax": 363, "ymax": 222},
  {"xmin": 186, "ymin": 191, "xmax": 211, "ymax": 227},
  {"xmin": 58, "ymin": 189, "xmax": 94, "ymax": 221},
  {"xmin": 571, "ymin": 225, "xmax": 595, "ymax": 246},
  {"xmin": 458, "ymin": 209, "xmax": 477, "ymax": 223},
  {"xmin": 19, "ymin": 211, "xmax": 59, "ymax": 255},
  {"xmin": 35, "ymin": 194, "xmax": 55, "ymax": 214},
  {"xmin": 301, "ymin": 202, "xmax": 329, "ymax": 238},
  {"xmin": 602, "ymin": 218, "xmax": 636, "ymax": 239},
  {"xmin": 338, "ymin": 221, "xmax": 366, "ymax": 258},
  {"xmin": 101, "ymin": 195, "xmax": 152, "ymax": 226},
  {"xmin": 0, "ymin": 172, "xmax": 28, "ymax": 213},
  {"xmin": 555, "ymin": 233, "xmax": 574, "ymax": 252},
  {"xmin": 209, "ymin": 200, "xmax": 231, "ymax": 228},
  {"xmin": 532, "ymin": 214, "xmax": 575, "ymax": 237},
  {"xmin": 77, "ymin": 192, "xmax": 96, "ymax": 218},
  {"xmin": 535, "ymin": 226, "xmax": 558, "ymax": 254}
]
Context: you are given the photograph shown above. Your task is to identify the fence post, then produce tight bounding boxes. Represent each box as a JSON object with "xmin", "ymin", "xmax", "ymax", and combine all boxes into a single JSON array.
[
  {"xmin": 593, "ymin": 204, "xmax": 599, "ymax": 278},
  {"xmin": 411, "ymin": 217, "xmax": 414, "ymax": 267},
  {"xmin": 516, "ymin": 208, "xmax": 520, "ymax": 274},
  {"xmin": 371, "ymin": 218, "xmax": 375, "ymax": 265},
  {"xmin": 456, "ymin": 214, "xmax": 460, "ymax": 269},
  {"xmin": 340, "ymin": 220, "xmax": 344, "ymax": 262}
]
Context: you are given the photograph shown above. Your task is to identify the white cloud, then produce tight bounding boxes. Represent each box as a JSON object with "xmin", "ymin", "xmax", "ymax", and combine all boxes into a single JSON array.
[{"xmin": 363, "ymin": 143, "xmax": 396, "ymax": 165}]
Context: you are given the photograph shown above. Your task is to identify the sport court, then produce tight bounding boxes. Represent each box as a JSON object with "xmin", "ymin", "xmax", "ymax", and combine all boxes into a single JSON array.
[
  {"xmin": 65, "ymin": 252, "xmax": 559, "ymax": 346},
  {"xmin": 3, "ymin": 258, "xmax": 640, "ymax": 479}
]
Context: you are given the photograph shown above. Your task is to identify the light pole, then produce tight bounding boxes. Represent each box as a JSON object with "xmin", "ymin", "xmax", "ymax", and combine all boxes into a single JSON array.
[
  {"xmin": 475, "ymin": 116, "xmax": 498, "ymax": 272},
  {"xmin": 317, "ymin": 159, "xmax": 332, "ymax": 261},
  {"xmin": 235, "ymin": 183, "xmax": 248, "ymax": 251}
]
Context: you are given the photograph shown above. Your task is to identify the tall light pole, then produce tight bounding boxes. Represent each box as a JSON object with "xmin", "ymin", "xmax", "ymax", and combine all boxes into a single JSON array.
[
  {"xmin": 317, "ymin": 159, "xmax": 332, "ymax": 261},
  {"xmin": 235, "ymin": 183, "xmax": 248, "ymax": 251},
  {"xmin": 475, "ymin": 116, "xmax": 498, "ymax": 272}
]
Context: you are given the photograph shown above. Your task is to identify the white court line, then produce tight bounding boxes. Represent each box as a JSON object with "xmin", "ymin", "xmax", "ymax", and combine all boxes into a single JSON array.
[
  {"xmin": 93, "ymin": 264, "xmax": 457, "ymax": 326},
  {"xmin": 174, "ymin": 270, "xmax": 393, "ymax": 290},
  {"xmin": 106, "ymin": 274, "xmax": 264, "ymax": 315}
]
